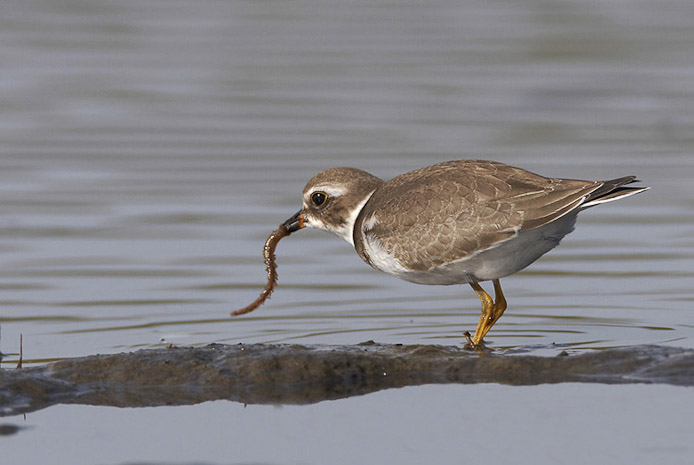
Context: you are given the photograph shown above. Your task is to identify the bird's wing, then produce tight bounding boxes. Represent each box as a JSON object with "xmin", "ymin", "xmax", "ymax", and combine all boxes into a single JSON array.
[{"xmin": 354, "ymin": 160, "xmax": 600, "ymax": 271}]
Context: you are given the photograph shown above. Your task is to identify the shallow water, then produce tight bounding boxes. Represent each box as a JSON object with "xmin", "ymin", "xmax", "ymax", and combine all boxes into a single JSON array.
[
  {"xmin": 1, "ymin": 0, "xmax": 693, "ymax": 463},
  {"xmin": 3, "ymin": 384, "xmax": 694, "ymax": 465}
]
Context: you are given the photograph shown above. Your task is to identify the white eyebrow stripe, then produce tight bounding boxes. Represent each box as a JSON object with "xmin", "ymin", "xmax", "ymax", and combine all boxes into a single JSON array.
[{"xmin": 308, "ymin": 185, "xmax": 348, "ymax": 197}]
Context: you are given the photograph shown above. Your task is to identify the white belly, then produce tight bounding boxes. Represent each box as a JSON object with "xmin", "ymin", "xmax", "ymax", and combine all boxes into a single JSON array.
[{"xmin": 363, "ymin": 213, "xmax": 578, "ymax": 285}]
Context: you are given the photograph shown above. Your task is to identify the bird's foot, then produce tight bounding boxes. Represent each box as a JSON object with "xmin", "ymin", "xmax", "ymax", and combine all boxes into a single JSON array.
[{"xmin": 463, "ymin": 331, "xmax": 490, "ymax": 352}]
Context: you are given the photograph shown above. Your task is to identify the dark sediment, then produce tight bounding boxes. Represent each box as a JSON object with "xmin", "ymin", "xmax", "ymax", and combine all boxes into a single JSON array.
[{"xmin": 1, "ymin": 343, "xmax": 692, "ymax": 416}]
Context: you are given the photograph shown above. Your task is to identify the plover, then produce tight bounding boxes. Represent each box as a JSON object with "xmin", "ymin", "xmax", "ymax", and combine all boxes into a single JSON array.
[{"xmin": 275, "ymin": 160, "xmax": 649, "ymax": 346}]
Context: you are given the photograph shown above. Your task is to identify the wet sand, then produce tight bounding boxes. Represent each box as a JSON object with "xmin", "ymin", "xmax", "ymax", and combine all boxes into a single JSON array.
[{"xmin": 1, "ymin": 343, "xmax": 692, "ymax": 416}]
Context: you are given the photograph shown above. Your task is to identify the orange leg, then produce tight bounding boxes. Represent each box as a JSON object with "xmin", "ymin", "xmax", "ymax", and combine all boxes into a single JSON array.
[{"xmin": 468, "ymin": 279, "xmax": 507, "ymax": 346}]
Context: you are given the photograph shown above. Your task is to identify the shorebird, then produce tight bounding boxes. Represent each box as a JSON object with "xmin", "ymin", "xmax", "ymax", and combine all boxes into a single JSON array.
[{"xmin": 277, "ymin": 160, "xmax": 648, "ymax": 346}]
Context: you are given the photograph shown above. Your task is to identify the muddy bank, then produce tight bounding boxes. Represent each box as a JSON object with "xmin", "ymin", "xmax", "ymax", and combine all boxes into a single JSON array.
[{"xmin": 1, "ymin": 343, "xmax": 692, "ymax": 416}]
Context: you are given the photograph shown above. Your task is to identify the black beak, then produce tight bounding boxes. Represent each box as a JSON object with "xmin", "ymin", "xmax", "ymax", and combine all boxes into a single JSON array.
[{"xmin": 282, "ymin": 210, "xmax": 305, "ymax": 234}]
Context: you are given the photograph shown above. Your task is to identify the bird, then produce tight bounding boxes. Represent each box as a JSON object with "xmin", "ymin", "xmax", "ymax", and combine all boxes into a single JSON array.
[{"xmin": 280, "ymin": 159, "xmax": 649, "ymax": 347}]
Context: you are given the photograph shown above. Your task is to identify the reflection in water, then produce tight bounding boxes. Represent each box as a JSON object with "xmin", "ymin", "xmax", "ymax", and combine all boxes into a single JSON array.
[{"xmin": 2, "ymin": 342, "xmax": 693, "ymax": 417}]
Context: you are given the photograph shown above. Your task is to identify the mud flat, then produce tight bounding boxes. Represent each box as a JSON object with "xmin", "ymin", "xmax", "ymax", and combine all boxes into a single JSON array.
[{"xmin": 1, "ymin": 343, "xmax": 692, "ymax": 416}]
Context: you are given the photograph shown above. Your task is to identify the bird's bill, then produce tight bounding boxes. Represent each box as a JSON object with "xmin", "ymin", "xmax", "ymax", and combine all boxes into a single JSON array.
[{"xmin": 282, "ymin": 210, "xmax": 305, "ymax": 233}]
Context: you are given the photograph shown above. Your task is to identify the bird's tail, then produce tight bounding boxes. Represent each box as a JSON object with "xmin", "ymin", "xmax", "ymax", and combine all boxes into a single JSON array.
[{"xmin": 581, "ymin": 176, "xmax": 650, "ymax": 208}]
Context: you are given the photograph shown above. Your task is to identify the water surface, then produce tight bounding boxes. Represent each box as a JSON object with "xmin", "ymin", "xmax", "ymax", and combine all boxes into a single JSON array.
[{"xmin": 0, "ymin": 0, "xmax": 693, "ymax": 463}]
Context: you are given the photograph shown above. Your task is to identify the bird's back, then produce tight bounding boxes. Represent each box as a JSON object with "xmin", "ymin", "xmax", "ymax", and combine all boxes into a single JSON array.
[{"xmin": 353, "ymin": 160, "xmax": 646, "ymax": 277}]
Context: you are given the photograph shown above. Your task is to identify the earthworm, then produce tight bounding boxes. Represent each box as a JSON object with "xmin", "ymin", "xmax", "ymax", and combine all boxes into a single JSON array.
[{"xmin": 231, "ymin": 224, "xmax": 290, "ymax": 316}]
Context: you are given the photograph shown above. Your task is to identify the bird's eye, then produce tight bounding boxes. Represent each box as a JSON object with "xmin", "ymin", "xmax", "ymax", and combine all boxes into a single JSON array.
[{"xmin": 311, "ymin": 191, "xmax": 328, "ymax": 207}]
